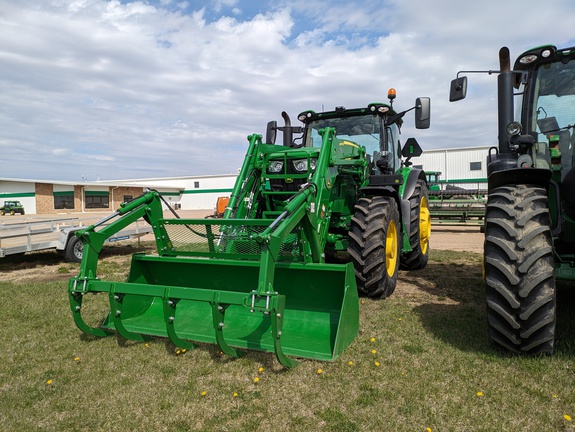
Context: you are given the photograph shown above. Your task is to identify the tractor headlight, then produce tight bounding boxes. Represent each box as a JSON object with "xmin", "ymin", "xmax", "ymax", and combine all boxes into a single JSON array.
[
  {"xmin": 507, "ymin": 121, "xmax": 522, "ymax": 136},
  {"xmin": 293, "ymin": 158, "xmax": 317, "ymax": 172},
  {"xmin": 268, "ymin": 161, "xmax": 284, "ymax": 173}
]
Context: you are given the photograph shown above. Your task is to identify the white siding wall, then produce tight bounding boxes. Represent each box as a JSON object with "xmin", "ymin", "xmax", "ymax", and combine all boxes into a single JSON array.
[
  {"xmin": 412, "ymin": 146, "xmax": 490, "ymax": 184},
  {"xmin": 128, "ymin": 175, "xmax": 238, "ymax": 210}
]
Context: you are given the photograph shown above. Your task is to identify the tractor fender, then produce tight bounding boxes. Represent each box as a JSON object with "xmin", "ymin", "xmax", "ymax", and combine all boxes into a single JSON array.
[
  {"xmin": 488, "ymin": 166, "xmax": 552, "ymax": 190},
  {"xmin": 401, "ymin": 168, "xmax": 427, "ymax": 201},
  {"xmin": 359, "ymin": 185, "xmax": 406, "ymax": 245},
  {"xmin": 399, "ymin": 169, "xmax": 427, "ymax": 242}
]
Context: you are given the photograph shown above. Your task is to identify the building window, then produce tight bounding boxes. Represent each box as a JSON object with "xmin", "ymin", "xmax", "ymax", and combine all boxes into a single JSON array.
[
  {"xmin": 470, "ymin": 161, "xmax": 482, "ymax": 171},
  {"xmin": 123, "ymin": 195, "xmax": 133, "ymax": 203},
  {"xmin": 194, "ymin": 181, "xmax": 200, "ymax": 189},
  {"xmin": 85, "ymin": 195, "xmax": 109, "ymax": 209},
  {"xmin": 54, "ymin": 194, "xmax": 74, "ymax": 210}
]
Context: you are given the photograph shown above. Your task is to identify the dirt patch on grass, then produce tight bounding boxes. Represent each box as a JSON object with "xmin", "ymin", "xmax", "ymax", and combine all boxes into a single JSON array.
[{"xmin": 1, "ymin": 225, "xmax": 484, "ymax": 286}]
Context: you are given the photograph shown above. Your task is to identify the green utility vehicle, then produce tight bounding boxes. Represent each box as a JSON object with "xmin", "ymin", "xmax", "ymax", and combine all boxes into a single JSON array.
[
  {"xmin": 450, "ymin": 45, "xmax": 575, "ymax": 354},
  {"xmin": 68, "ymin": 90, "xmax": 431, "ymax": 367},
  {"xmin": 0, "ymin": 200, "xmax": 25, "ymax": 215}
]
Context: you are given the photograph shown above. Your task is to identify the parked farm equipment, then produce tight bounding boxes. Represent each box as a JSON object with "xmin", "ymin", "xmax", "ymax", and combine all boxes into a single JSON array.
[
  {"xmin": 450, "ymin": 44, "xmax": 575, "ymax": 354},
  {"xmin": 68, "ymin": 91, "xmax": 431, "ymax": 367},
  {"xmin": 205, "ymin": 196, "xmax": 230, "ymax": 219},
  {"xmin": 426, "ymin": 171, "xmax": 486, "ymax": 226}
]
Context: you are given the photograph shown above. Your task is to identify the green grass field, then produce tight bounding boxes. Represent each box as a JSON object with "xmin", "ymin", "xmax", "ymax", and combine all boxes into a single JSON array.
[{"xmin": 1, "ymin": 246, "xmax": 574, "ymax": 431}]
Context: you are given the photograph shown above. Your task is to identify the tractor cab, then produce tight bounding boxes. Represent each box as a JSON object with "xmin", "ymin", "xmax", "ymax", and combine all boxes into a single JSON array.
[{"xmin": 295, "ymin": 89, "xmax": 429, "ymax": 176}]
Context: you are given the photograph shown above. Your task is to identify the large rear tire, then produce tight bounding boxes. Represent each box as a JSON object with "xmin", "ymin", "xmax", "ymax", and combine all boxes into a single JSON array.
[
  {"xmin": 400, "ymin": 179, "xmax": 431, "ymax": 270},
  {"xmin": 484, "ymin": 184, "xmax": 555, "ymax": 354},
  {"xmin": 348, "ymin": 196, "xmax": 400, "ymax": 299}
]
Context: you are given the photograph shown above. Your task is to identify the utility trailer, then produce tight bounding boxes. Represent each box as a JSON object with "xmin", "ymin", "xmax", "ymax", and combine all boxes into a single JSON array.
[{"xmin": 0, "ymin": 217, "xmax": 152, "ymax": 262}]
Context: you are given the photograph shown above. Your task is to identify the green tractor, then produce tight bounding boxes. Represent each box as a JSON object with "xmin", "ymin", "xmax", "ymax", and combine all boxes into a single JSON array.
[
  {"xmin": 68, "ymin": 90, "xmax": 431, "ymax": 367},
  {"xmin": 450, "ymin": 45, "xmax": 575, "ymax": 354},
  {"xmin": 0, "ymin": 200, "xmax": 25, "ymax": 216}
]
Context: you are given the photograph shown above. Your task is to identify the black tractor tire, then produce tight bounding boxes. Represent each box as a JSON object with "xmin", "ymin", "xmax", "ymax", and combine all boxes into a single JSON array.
[
  {"xmin": 400, "ymin": 179, "xmax": 431, "ymax": 270},
  {"xmin": 348, "ymin": 196, "xmax": 400, "ymax": 299},
  {"xmin": 65, "ymin": 236, "xmax": 84, "ymax": 263},
  {"xmin": 484, "ymin": 184, "xmax": 556, "ymax": 354}
]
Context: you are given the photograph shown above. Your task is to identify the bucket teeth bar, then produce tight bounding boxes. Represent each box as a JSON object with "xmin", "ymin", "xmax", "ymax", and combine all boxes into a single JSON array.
[{"xmin": 69, "ymin": 278, "xmax": 301, "ymax": 368}]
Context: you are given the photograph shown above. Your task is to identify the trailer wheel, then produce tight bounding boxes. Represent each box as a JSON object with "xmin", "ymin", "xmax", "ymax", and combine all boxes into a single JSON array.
[
  {"xmin": 65, "ymin": 236, "xmax": 84, "ymax": 263},
  {"xmin": 348, "ymin": 196, "xmax": 400, "ymax": 298},
  {"xmin": 484, "ymin": 184, "xmax": 555, "ymax": 354},
  {"xmin": 400, "ymin": 179, "xmax": 431, "ymax": 270}
]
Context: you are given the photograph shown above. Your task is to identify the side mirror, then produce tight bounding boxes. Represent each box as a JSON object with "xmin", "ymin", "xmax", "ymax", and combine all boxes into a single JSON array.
[
  {"xmin": 415, "ymin": 97, "xmax": 430, "ymax": 129},
  {"xmin": 449, "ymin": 76, "xmax": 468, "ymax": 102},
  {"xmin": 265, "ymin": 120, "xmax": 277, "ymax": 144}
]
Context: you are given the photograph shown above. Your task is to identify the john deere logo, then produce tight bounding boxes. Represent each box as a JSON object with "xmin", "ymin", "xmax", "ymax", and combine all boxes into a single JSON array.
[{"xmin": 285, "ymin": 178, "xmax": 293, "ymax": 183}]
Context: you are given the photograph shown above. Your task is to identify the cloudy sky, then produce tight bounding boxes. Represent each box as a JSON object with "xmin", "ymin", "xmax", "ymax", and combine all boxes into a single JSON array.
[{"xmin": 1, "ymin": 0, "xmax": 575, "ymax": 182}]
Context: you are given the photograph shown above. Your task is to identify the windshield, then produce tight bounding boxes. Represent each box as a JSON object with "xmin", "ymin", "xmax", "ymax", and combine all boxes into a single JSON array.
[
  {"xmin": 530, "ymin": 59, "xmax": 575, "ymax": 139},
  {"xmin": 305, "ymin": 114, "xmax": 382, "ymax": 156}
]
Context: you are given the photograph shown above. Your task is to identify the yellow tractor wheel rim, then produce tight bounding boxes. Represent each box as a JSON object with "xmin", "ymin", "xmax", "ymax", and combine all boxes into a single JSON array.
[
  {"xmin": 419, "ymin": 196, "xmax": 431, "ymax": 255},
  {"xmin": 386, "ymin": 220, "xmax": 398, "ymax": 277}
]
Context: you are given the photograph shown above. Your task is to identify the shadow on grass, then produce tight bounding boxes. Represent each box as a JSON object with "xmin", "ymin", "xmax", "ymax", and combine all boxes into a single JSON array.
[{"xmin": 404, "ymin": 260, "xmax": 575, "ymax": 357}]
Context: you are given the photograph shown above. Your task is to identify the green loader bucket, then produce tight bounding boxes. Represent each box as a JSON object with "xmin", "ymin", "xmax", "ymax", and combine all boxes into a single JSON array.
[
  {"xmin": 68, "ymin": 191, "xmax": 359, "ymax": 367},
  {"xmin": 71, "ymin": 254, "xmax": 359, "ymax": 367}
]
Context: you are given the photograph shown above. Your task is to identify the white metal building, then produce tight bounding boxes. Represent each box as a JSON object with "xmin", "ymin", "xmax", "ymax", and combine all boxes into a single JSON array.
[{"xmin": 410, "ymin": 145, "xmax": 491, "ymax": 189}]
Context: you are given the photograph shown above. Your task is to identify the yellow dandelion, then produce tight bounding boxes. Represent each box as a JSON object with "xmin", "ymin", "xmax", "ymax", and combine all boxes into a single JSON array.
[
  {"xmin": 565, "ymin": 414, "xmax": 572, "ymax": 422},
  {"xmin": 370, "ymin": 337, "xmax": 376, "ymax": 342},
  {"xmin": 317, "ymin": 369, "xmax": 323, "ymax": 374},
  {"xmin": 361, "ymin": 299, "xmax": 365, "ymax": 304},
  {"xmin": 144, "ymin": 343, "xmax": 149, "ymax": 348},
  {"xmin": 398, "ymin": 318, "xmax": 402, "ymax": 321},
  {"xmin": 201, "ymin": 391, "xmax": 207, "ymax": 396},
  {"xmin": 476, "ymin": 391, "xmax": 484, "ymax": 397},
  {"xmin": 371, "ymin": 349, "xmax": 377, "ymax": 354},
  {"xmin": 401, "ymin": 372, "xmax": 405, "ymax": 376},
  {"xmin": 233, "ymin": 392, "xmax": 238, "ymax": 397},
  {"xmin": 258, "ymin": 367, "xmax": 264, "ymax": 373},
  {"xmin": 181, "ymin": 349, "xmax": 186, "ymax": 353},
  {"xmin": 74, "ymin": 356, "xmax": 80, "ymax": 361},
  {"xmin": 374, "ymin": 361, "xmax": 380, "ymax": 367},
  {"xmin": 553, "ymin": 394, "xmax": 558, "ymax": 399},
  {"xmin": 426, "ymin": 428, "xmax": 432, "ymax": 432},
  {"xmin": 175, "ymin": 350, "xmax": 181, "ymax": 355},
  {"xmin": 253, "ymin": 377, "xmax": 260, "ymax": 383},
  {"xmin": 46, "ymin": 379, "xmax": 53, "ymax": 385},
  {"xmin": 348, "ymin": 361, "xmax": 353, "ymax": 366}
]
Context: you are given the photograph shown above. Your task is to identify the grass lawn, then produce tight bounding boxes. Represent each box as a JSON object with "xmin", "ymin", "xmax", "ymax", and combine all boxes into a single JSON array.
[{"xmin": 0, "ymin": 246, "xmax": 574, "ymax": 431}]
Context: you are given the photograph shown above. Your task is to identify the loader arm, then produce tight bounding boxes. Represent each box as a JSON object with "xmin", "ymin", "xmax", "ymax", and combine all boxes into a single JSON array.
[{"xmin": 74, "ymin": 190, "xmax": 165, "ymax": 279}]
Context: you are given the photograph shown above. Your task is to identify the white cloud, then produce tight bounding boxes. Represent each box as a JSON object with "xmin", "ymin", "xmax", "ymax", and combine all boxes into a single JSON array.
[{"xmin": 1, "ymin": 0, "xmax": 575, "ymax": 181}]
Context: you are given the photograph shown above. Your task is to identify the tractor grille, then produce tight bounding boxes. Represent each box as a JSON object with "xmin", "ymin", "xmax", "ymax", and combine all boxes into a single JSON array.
[{"xmin": 162, "ymin": 219, "xmax": 303, "ymax": 261}]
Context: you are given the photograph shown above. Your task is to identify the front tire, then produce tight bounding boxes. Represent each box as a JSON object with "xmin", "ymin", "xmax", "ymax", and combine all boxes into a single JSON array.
[
  {"xmin": 348, "ymin": 196, "xmax": 400, "ymax": 299},
  {"xmin": 401, "ymin": 179, "xmax": 431, "ymax": 270},
  {"xmin": 484, "ymin": 184, "xmax": 555, "ymax": 354}
]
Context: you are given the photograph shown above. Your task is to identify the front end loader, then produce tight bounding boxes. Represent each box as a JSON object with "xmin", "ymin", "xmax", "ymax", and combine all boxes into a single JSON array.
[
  {"xmin": 450, "ymin": 45, "xmax": 575, "ymax": 354},
  {"xmin": 68, "ymin": 90, "xmax": 431, "ymax": 367}
]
